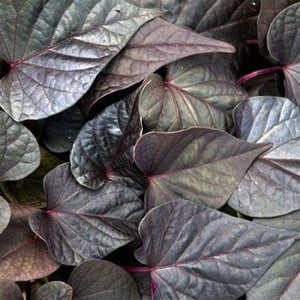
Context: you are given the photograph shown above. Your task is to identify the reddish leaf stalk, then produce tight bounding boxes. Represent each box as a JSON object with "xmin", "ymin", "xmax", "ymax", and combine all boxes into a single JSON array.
[
  {"xmin": 246, "ymin": 39, "xmax": 258, "ymax": 44},
  {"xmin": 122, "ymin": 266, "xmax": 152, "ymax": 272},
  {"xmin": 237, "ymin": 65, "xmax": 282, "ymax": 84}
]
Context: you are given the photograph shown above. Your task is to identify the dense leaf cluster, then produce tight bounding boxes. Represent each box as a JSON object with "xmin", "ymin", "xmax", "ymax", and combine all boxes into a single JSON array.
[{"xmin": 0, "ymin": 1, "xmax": 299, "ymax": 299}]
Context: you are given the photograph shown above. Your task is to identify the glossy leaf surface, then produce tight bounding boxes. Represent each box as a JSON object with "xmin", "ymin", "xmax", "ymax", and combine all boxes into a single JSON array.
[
  {"xmin": 258, "ymin": 0, "xmax": 298, "ymax": 55},
  {"xmin": 229, "ymin": 97, "xmax": 300, "ymax": 217},
  {"xmin": 135, "ymin": 200, "xmax": 296, "ymax": 300},
  {"xmin": 267, "ymin": 3, "xmax": 300, "ymax": 104},
  {"xmin": 0, "ymin": 204, "xmax": 60, "ymax": 281},
  {"xmin": 0, "ymin": 196, "xmax": 10, "ymax": 234},
  {"xmin": 71, "ymin": 92, "xmax": 147, "ymax": 193},
  {"xmin": 0, "ymin": 110, "xmax": 40, "ymax": 181},
  {"xmin": 0, "ymin": 0, "xmax": 159, "ymax": 121},
  {"xmin": 35, "ymin": 281, "xmax": 73, "ymax": 300},
  {"xmin": 134, "ymin": 127, "xmax": 270, "ymax": 210},
  {"xmin": 29, "ymin": 163, "xmax": 144, "ymax": 266},
  {"xmin": 0, "ymin": 280, "xmax": 22, "ymax": 300},
  {"xmin": 69, "ymin": 260, "xmax": 140, "ymax": 300},
  {"xmin": 139, "ymin": 54, "xmax": 246, "ymax": 132},
  {"xmin": 82, "ymin": 17, "xmax": 235, "ymax": 112},
  {"xmin": 43, "ymin": 106, "xmax": 84, "ymax": 153},
  {"xmin": 247, "ymin": 211, "xmax": 300, "ymax": 300},
  {"xmin": 0, "ymin": 148, "xmax": 62, "ymax": 207}
]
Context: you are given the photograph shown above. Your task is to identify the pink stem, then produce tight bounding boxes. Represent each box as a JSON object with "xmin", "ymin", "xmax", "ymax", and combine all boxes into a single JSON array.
[
  {"xmin": 122, "ymin": 266, "xmax": 152, "ymax": 272},
  {"xmin": 246, "ymin": 39, "xmax": 258, "ymax": 44},
  {"xmin": 237, "ymin": 65, "xmax": 282, "ymax": 84}
]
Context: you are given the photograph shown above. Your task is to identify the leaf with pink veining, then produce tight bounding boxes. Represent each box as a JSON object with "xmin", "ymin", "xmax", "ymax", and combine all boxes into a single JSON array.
[{"xmin": 0, "ymin": 204, "xmax": 60, "ymax": 281}]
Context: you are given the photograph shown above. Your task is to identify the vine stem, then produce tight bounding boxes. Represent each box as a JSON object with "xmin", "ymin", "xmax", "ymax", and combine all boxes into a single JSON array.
[
  {"xmin": 237, "ymin": 65, "xmax": 282, "ymax": 84},
  {"xmin": 122, "ymin": 266, "xmax": 152, "ymax": 272},
  {"xmin": 246, "ymin": 39, "xmax": 258, "ymax": 44}
]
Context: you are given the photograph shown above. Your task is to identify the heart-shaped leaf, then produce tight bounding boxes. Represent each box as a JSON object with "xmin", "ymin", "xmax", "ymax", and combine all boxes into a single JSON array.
[
  {"xmin": 134, "ymin": 199, "xmax": 296, "ymax": 300},
  {"xmin": 0, "ymin": 280, "xmax": 22, "ymax": 300},
  {"xmin": 0, "ymin": 110, "xmax": 40, "ymax": 181},
  {"xmin": 0, "ymin": 196, "xmax": 10, "ymax": 234},
  {"xmin": 71, "ymin": 91, "xmax": 147, "ymax": 193},
  {"xmin": 81, "ymin": 17, "xmax": 235, "ymax": 112},
  {"xmin": 0, "ymin": 204, "xmax": 60, "ymax": 281},
  {"xmin": 229, "ymin": 97, "xmax": 300, "ymax": 217},
  {"xmin": 29, "ymin": 163, "xmax": 144, "ymax": 266},
  {"xmin": 43, "ymin": 106, "xmax": 84, "ymax": 153},
  {"xmin": 267, "ymin": 3, "xmax": 300, "ymax": 104},
  {"xmin": 69, "ymin": 259, "xmax": 140, "ymax": 300},
  {"xmin": 134, "ymin": 127, "xmax": 271, "ymax": 211},
  {"xmin": 0, "ymin": 148, "xmax": 62, "ymax": 207},
  {"xmin": 247, "ymin": 210, "xmax": 300, "ymax": 300},
  {"xmin": 139, "ymin": 54, "xmax": 246, "ymax": 132},
  {"xmin": 0, "ymin": 0, "xmax": 160, "ymax": 121},
  {"xmin": 35, "ymin": 281, "xmax": 73, "ymax": 300},
  {"xmin": 257, "ymin": 0, "xmax": 298, "ymax": 55}
]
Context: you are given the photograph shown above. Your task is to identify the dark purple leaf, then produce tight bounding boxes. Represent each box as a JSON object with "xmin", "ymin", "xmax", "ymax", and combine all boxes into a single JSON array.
[
  {"xmin": 0, "ymin": 204, "xmax": 60, "ymax": 281},
  {"xmin": 254, "ymin": 210, "xmax": 300, "ymax": 233},
  {"xmin": 258, "ymin": 0, "xmax": 298, "ymax": 55},
  {"xmin": 71, "ymin": 92, "xmax": 147, "ymax": 193},
  {"xmin": 81, "ymin": 18, "xmax": 235, "ymax": 113},
  {"xmin": 35, "ymin": 281, "xmax": 73, "ymax": 300},
  {"xmin": 43, "ymin": 106, "xmax": 84, "ymax": 153},
  {"xmin": 267, "ymin": 3, "xmax": 300, "ymax": 104},
  {"xmin": 132, "ymin": 272, "xmax": 152, "ymax": 300},
  {"xmin": 139, "ymin": 54, "xmax": 246, "ymax": 132},
  {"xmin": 69, "ymin": 259, "xmax": 140, "ymax": 300},
  {"xmin": 0, "ymin": 0, "xmax": 160, "ymax": 121},
  {"xmin": 0, "ymin": 196, "xmax": 10, "ymax": 234},
  {"xmin": 0, "ymin": 110, "xmax": 40, "ymax": 181},
  {"xmin": 134, "ymin": 199, "xmax": 296, "ymax": 300},
  {"xmin": 0, "ymin": 280, "xmax": 22, "ymax": 300},
  {"xmin": 229, "ymin": 97, "xmax": 300, "ymax": 217},
  {"xmin": 247, "ymin": 211, "xmax": 300, "ymax": 299},
  {"xmin": 29, "ymin": 163, "xmax": 144, "ymax": 266},
  {"xmin": 134, "ymin": 127, "xmax": 270, "ymax": 211},
  {"xmin": 0, "ymin": 148, "xmax": 62, "ymax": 207},
  {"xmin": 161, "ymin": 0, "xmax": 260, "ymax": 43}
]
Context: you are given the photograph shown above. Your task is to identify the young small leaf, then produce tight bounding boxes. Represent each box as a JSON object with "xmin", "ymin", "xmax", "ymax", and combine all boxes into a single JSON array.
[
  {"xmin": 229, "ymin": 97, "xmax": 300, "ymax": 217},
  {"xmin": 71, "ymin": 91, "xmax": 147, "ymax": 193},
  {"xmin": 0, "ymin": 110, "xmax": 40, "ymax": 181},
  {"xmin": 135, "ymin": 199, "xmax": 296, "ymax": 300},
  {"xmin": 134, "ymin": 127, "xmax": 271, "ymax": 210},
  {"xmin": 69, "ymin": 260, "xmax": 140, "ymax": 300},
  {"xmin": 29, "ymin": 163, "xmax": 144, "ymax": 266},
  {"xmin": 0, "ymin": 204, "xmax": 60, "ymax": 281}
]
